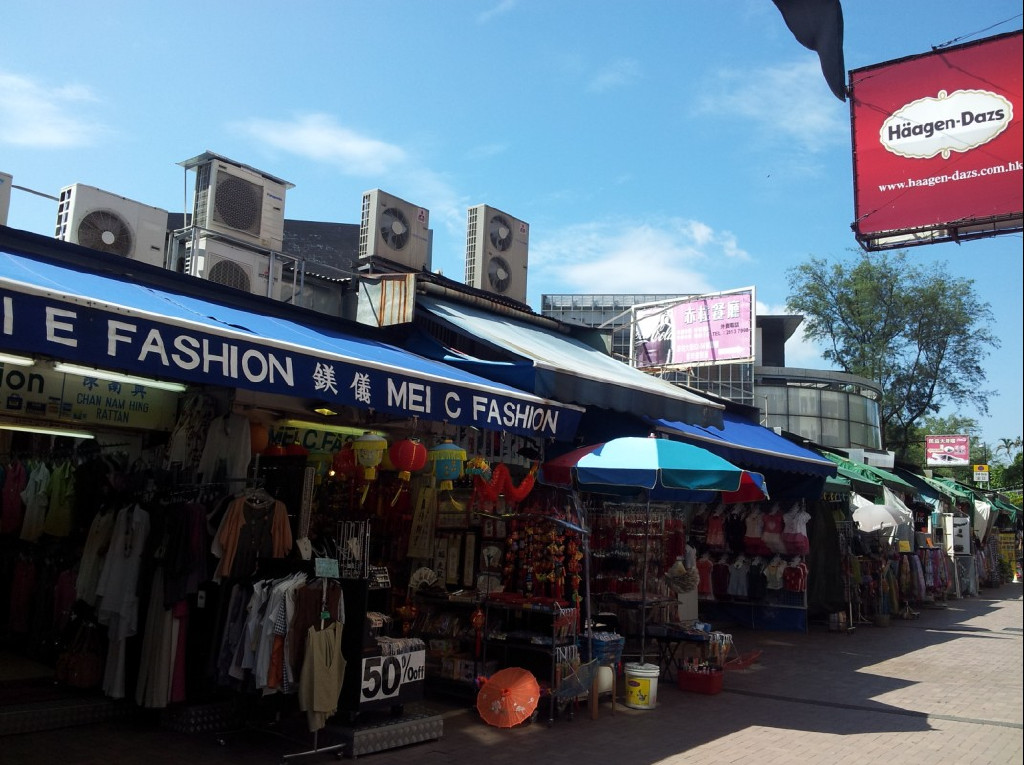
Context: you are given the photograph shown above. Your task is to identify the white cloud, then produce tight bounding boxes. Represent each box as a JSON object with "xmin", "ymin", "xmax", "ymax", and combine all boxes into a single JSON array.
[
  {"xmin": 464, "ymin": 142, "xmax": 509, "ymax": 161},
  {"xmin": 0, "ymin": 71, "xmax": 106, "ymax": 148},
  {"xmin": 587, "ymin": 58, "xmax": 641, "ymax": 93},
  {"xmin": 478, "ymin": 0, "xmax": 517, "ymax": 24},
  {"xmin": 531, "ymin": 217, "xmax": 749, "ymax": 297},
  {"xmin": 231, "ymin": 114, "xmax": 407, "ymax": 176},
  {"xmin": 695, "ymin": 59, "xmax": 846, "ymax": 153}
]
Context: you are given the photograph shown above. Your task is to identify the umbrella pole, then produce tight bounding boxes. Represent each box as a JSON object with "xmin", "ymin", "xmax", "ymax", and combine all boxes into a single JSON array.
[{"xmin": 640, "ymin": 493, "xmax": 651, "ymax": 666}]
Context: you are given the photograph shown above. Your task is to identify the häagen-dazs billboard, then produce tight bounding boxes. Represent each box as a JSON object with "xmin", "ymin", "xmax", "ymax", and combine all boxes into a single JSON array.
[{"xmin": 850, "ymin": 30, "xmax": 1022, "ymax": 250}]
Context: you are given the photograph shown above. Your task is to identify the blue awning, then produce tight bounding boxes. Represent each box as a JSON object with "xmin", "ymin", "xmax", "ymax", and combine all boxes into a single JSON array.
[
  {"xmin": 0, "ymin": 244, "xmax": 583, "ymax": 441},
  {"xmin": 653, "ymin": 411, "xmax": 838, "ymax": 478},
  {"xmin": 416, "ymin": 295, "xmax": 725, "ymax": 428}
]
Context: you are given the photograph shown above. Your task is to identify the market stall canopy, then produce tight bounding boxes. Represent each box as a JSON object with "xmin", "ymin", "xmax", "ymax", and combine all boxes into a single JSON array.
[
  {"xmin": 0, "ymin": 237, "xmax": 583, "ymax": 441},
  {"xmin": 988, "ymin": 494, "xmax": 1020, "ymax": 521},
  {"xmin": 892, "ymin": 467, "xmax": 949, "ymax": 507},
  {"xmin": 540, "ymin": 440, "xmax": 767, "ymax": 502},
  {"xmin": 851, "ymin": 487, "xmax": 914, "ymax": 532},
  {"xmin": 823, "ymin": 453, "xmax": 917, "ymax": 494},
  {"xmin": 653, "ymin": 412, "xmax": 837, "ymax": 478},
  {"xmin": 923, "ymin": 476, "xmax": 977, "ymax": 506},
  {"xmin": 415, "ymin": 295, "xmax": 724, "ymax": 428},
  {"xmin": 563, "ymin": 435, "xmax": 746, "ymax": 494}
]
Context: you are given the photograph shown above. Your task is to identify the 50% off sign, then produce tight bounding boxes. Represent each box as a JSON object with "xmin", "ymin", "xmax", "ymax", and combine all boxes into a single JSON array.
[{"xmin": 360, "ymin": 650, "xmax": 426, "ymax": 702}]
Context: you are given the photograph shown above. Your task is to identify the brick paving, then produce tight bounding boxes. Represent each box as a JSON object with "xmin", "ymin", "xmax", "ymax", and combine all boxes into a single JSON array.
[{"xmin": 2, "ymin": 582, "xmax": 1021, "ymax": 764}]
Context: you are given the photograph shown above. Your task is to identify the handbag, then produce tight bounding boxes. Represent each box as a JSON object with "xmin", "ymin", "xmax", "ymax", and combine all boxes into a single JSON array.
[{"xmin": 55, "ymin": 619, "xmax": 106, "ymax": 690}]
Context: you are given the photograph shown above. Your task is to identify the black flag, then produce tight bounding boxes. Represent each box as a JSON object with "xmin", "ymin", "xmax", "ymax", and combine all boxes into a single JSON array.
[{"xmin": 773, "ymin": 0, "xmax": 847, "ymax": 101}]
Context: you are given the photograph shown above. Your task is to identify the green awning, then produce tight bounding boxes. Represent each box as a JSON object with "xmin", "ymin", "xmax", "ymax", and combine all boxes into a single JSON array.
[
  {"xmin": 835, "ymin": 465, "xmax": 884, "ymax": 497},
  {"xmin": 988, "ymin": 495, "xmax": 1020, "ymax": 519},
  {"xmin": 823, "ymin": 453, "xmax": 917, "ymax": 493},
  {"xmin": 893, "ymin": 467, "xmax": 948, "ymax": 504},
  {"xmin": 924, "ymin": 475, "xmax": 976, "ymax": 504}
]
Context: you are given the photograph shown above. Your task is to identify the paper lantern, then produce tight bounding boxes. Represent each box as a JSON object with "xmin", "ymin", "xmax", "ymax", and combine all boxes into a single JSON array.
[
  {"xmin": 389, "ymin": 438, "xmax": 428, "ymax": 506},
  {"xmin": 428, "ymin": 439, "xmax": 466, "ymax": 491},
  {"xmin": 389, "ymin": 438, "xmax": 428, "ymax": 482},
  {"xmin": 249, "ymin": 421, "xmax": 269, "ymax": 454},
  {"xmin": 330, "ymin": 442, "xmax": 359, "ymax": 480},
  {"xmin": 352, "ymin": 432, "xmax": 388, "ymax": 480},
  {"xmin": 284, "ymin": 442, "xmax": 309, "ymax": 457}
]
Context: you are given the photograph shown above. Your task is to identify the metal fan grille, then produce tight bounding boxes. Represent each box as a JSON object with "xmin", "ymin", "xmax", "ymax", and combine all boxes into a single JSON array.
[
  {"xmin": 488, "ymin": 255, "xmax": 511, "ymax": 292},
  {"xmin": 207, "ymin": 259, "xmax": 252, "ymax": 293},
  {"xmin": 214, "ymin": 173, "xmax": 262, "ymax": 235},
  {"xmin": 488, "ymin": 214, "xmax": 513, "ymax": 251},
  {"xmin": 77, "ymin": 211, "xmax": 134, "ymax": 256},
  {"xmin": 379, "ymin": 207, "xmax": 410, "ymax": 250}
]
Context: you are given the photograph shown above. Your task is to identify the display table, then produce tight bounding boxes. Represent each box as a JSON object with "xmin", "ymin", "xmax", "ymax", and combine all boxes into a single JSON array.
[{"xmin": 648, "ymin": 623, "xmax": 718, "ymax": 681}]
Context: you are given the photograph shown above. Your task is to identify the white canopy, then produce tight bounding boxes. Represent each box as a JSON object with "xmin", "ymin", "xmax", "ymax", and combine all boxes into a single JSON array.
[{"xmin": 851, "ymin": 487, "xmax": 914, "ymax": 532}]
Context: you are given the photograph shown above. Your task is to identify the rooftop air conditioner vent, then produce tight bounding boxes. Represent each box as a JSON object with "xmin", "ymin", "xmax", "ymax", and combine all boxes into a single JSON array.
[
  {"xmin": 465, "ymin": 204, "xmax": 528, "ymax": 303},
  {"xmin": 181, "ymin": 152, "xmax": 291, "ymax": 251},
  {"xmin": 358, "ymin": 189, "xmax": 431, "ymax": 271},
  {"xmin": 54, "ymin": 184, "xmax": 168, "ymax": 267}
]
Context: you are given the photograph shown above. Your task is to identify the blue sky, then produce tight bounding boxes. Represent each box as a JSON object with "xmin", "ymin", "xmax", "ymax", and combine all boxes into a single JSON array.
[{"xmin": 2, "ymin": 1, "xmax": 1021, "ymax": 454}]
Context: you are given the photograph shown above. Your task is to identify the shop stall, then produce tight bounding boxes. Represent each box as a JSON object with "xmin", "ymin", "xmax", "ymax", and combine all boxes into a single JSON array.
[{"xmin": 0, "ymin": 226, "xmax": 596, "ymax": 750}]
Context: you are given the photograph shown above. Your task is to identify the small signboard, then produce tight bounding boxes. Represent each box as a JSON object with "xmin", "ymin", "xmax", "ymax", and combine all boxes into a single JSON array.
[{"xmin": 973, "ymin": 465, "xmax": 990, "ymax": 482}]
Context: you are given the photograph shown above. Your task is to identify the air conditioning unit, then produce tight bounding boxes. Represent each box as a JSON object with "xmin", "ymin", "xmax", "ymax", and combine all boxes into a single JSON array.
[
  {"xmin": 184, "ymin": 152, "xmax": 290, "ymax": 251},
  {"xmin": 186, "ymin": 236, "xmax": 283, "ymax": 300},
  {"xmin": 0, "ymin": 171, "xmax": 12, "ymax": 226},
  {"xmin": 465, "ymin": 204, "xmax": 528, "ymax": 303},
  {"xmin": 358, "ymin": 189, "xmax": 431, "ymax": 271},
  {"xmin": 54, "ymin": 183, "xmax": 169, "ymax": 267}
]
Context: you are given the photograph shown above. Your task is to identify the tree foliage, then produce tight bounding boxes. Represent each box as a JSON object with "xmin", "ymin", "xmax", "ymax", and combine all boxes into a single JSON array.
[{"xmin": 786, "ymin": 250, "xmax": 998, "ymax": 455}]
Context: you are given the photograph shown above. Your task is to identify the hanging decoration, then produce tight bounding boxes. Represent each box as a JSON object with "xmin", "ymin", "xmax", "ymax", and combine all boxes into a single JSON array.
[
  {"xmin": 472, "ymin": 461, "xmax": 538, "ymax": 506},
  {"xmin": 428, "ymin": 439, "xmax": 466, "ymax": 491},
  {"xmin": 249, "ymin": 421, "xmax": 270, "ymax": 454},
  {"xmin": 330, "ymin": 440, "xmax": 359, "ymax": 482},
  {"xmin": 388, "ymin": 438, "xmax": 428, "ymax": 506},
  {"xmin": 352, "ymin": 432, "xmax": 388, "ymax": 505},
  {"xmin": 471, "ymin": 606, "xmax": 486, "ymax": 657}
]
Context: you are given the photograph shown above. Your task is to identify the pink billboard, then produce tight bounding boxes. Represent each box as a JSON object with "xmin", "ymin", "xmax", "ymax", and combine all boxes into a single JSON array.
[
  {"xmin": 849, "ymin": 30, "xmax": 1022, "ymax": 250},
  {"xmin": 633, "ymin": 288, "xmax": 754, "ymax": 368},
  {"xmin": 925, "ymin": 434, "xmax": 970, "ymax": 467}
]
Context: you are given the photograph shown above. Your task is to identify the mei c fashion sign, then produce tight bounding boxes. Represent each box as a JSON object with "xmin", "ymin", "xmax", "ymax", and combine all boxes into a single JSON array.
[
  {"xmin": 0, "ymin": 288, "xmax": 581, "ymax": 441},
  {"xmin": 850, "ymin": 30, "xmax": 1022, "ymax": 250}
]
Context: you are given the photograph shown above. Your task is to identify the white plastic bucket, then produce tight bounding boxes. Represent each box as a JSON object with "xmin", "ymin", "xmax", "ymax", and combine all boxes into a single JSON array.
[{"xmin": 623, "ymin": 662, "xmax": 660, "ymax": 710}]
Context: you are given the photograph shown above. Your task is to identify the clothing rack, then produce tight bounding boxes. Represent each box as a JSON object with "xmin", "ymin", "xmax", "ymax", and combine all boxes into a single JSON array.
[
  {"xmin": 212, "ymin": 573, "xmax": 347, "ymax": 762},
  {"xmin": 281, "ymin": 577, "xmax": 346, "ymax": 762}
]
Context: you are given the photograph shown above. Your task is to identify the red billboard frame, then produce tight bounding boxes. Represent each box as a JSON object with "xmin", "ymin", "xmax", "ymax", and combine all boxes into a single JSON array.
[{"xmin": 849, "ymin": 30, "xmax": 1022, "ymax": 251}]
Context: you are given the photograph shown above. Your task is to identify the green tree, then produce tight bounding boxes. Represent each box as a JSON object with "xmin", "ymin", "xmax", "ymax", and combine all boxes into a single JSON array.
[
  {"xmin": 995, "ymin": 436, "xmax": 1023, "ymax": 463},
  {"xmin": 786, "ymin": 250, "xmax": 998, "ymax": 456}
]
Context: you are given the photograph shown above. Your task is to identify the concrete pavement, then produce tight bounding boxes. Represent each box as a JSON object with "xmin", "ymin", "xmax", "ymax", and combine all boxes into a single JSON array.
[{"xmin": 2, "ymin": 582, "xmax": 1021, "ymax": 764}]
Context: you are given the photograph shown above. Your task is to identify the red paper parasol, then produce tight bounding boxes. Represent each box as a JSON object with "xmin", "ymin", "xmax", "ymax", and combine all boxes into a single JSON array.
[{"xmin": 476, "ymin": 667, "xmax": 540, "ymax": 728}]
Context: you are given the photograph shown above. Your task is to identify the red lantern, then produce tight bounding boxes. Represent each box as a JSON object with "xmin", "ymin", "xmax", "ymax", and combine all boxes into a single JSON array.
[
  {"xmin": 249, "ymin": 421, "xmax": 270, "ymax": 454},
  {"xmin": 388, "ymin": 438, "xmax": 427, "ymax": 505},
  {"xmin": 330, "ymin": 442, "xmax": 359, "ymax": 481},
  {"xmin": 389, "ymin": 438, "xmax": 428, "ymax": 481}
]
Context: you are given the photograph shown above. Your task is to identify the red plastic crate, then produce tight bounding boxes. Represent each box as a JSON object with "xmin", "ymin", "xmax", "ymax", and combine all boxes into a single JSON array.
[{"xmin": 676, "ymin": 668, "xmax": 723, "ymax": 695}]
